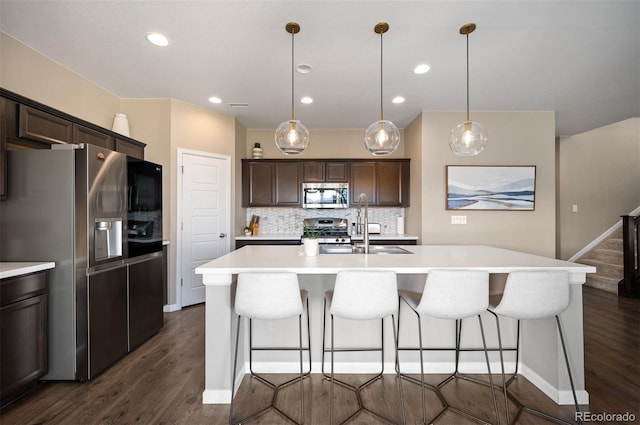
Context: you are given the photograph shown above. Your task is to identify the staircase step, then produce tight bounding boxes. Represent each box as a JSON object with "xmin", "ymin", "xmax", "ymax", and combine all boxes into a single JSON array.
[
  {"xmin": 579, "ymin": 248, "xmax": 624, "ymax": 265},
  {"xmin": 585, "ymin": 274, "xmax": 619, "ymax": 294},
  {"xmin": 579, "ymin": 258, "xmax": 624, "ymax": 280},
  {"xmin": 598, "ymin": 238, "xmax": 623, "ymax": 251}
]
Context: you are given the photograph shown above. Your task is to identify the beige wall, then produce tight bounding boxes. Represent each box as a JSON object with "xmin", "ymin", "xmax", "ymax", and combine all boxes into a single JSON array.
[
  {"xmin": 420, "ymin": 111, "xmax": 557, "ymax": 257},
  {"xmin": 1, "ymin": 32, "xmax": 120, "ymax": 128},
  {"xmin": 246, "ymin": 128, "xmax": 405, "ymax": 159},
  {"xmin": 557, "ymin": 118, "xmax": 640, "ymax": 259},
  {"xmin": 403, "ymin": 113, "xmax": 423, "ymax": 243},
  {"xmin": 234, "ymin": 120, "xmax": 248, "ymax": 240}
]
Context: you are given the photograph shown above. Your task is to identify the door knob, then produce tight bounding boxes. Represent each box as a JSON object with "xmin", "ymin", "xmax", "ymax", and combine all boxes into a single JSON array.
[{"xmin": 219, "ymin": 233, "xmax": 227, "ymax": 238}]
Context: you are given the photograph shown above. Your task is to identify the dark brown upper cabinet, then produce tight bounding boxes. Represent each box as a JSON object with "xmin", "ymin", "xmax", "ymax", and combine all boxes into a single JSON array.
[
  {"xmin": 243, "ymin": 158, "xmax": 409, "ymax": 208},
  {"xmin": 350, "ymin": 160, "xmax": 409, "ymax": 207},
  {"xmin": 18, "ymin": 105, "xmax": 73, "ymax": 146},
  {"xmin": 74, "ymin": 124, "xmax": 115, "ymax": 150},
  {"xmin": 242, "ymin": 160, "xmax": 302, "ymax": 207},
  {"xmin": 115, "ymin": 138, "xmax": 145, "ymax": 160},
  {"xmin": 303, "ymin": 161, "xmax": 349, "ymax": 182}
]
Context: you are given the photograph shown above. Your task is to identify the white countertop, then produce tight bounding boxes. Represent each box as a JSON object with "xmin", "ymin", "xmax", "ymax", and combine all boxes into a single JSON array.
[
  {"xmin": 0, "ymin": 262, "xmax": 56, "ymax": 280},
  {"xmin": 196, "ymin": 244, "xmax": 596, "ymax": 285},
  {"xmin": 235, "ymin": 233, "xmax": 418, "ymax": 240}
]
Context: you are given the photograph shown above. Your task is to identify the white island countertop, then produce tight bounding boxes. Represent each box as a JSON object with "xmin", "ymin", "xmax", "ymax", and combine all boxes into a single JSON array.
[
  {"xmin": 197, "ymin": 244, "xmax": 594, "ymax": 284},
  {"xmin": 0, "ymin": 262, "xmax": 56, "ymax": 280}
]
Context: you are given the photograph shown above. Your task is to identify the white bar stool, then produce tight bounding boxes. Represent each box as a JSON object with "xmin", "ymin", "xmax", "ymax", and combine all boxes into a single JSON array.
[
  {"xmin": 397, "ymin": 269, "xmax": 500, "ymax": 425},
  {"xmin": 323, "ymin": 270, "xmax": 406, "ymax": 425},
  {"xmin": 230, "ymin": 272, "xmax": 311, "ymax": 425},
  {"xmin": 489, "ymin": 270, "xmax": 582, "ymax": 425}
]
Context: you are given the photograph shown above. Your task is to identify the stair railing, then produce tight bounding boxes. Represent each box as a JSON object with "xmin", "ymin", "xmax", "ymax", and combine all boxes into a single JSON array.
[{"xmin": 619, "ymin": 213, "xmax": 639, "ymax": 298}]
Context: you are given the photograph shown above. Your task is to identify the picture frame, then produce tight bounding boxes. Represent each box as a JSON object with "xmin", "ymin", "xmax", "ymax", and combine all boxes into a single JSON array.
[{"xmin": 446, "ymin": 165, "xmax": 536, "ymax": 211}]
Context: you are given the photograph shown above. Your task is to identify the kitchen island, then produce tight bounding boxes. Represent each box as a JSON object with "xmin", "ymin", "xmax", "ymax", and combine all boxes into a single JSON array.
[{"xmin": 196, "ymin": 244, "xmax": 595, "ymax": 406}]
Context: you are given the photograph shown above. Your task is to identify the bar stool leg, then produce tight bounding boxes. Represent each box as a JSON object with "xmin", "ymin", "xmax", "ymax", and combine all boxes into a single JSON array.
[
  {"xmin": 391, "ymin": 314, "xmax": 407, "ymax": 425},
  {"xmin": 298, "ymin": 314, "xmax": 305, "ymax": 424},
  {"xmin": 478, "ymin": 314, "xmax": 500, "ymax": 425},
  {"xmin": 490, "ymin": 311, "xmax": 510, "ymax": 424}
]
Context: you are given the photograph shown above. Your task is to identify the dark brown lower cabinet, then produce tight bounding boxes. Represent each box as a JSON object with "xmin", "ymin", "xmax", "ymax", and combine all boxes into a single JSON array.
[
  {"xmin": 0, "ymin": 272, "xmax": 48, "ymax": 407},
  {"xmin": 87, "ymin": 266, "xmax": 128, "ymax": 379},
  {"xmin": 128, "ymin": 255, "xmax": 164, "ymax": 350}
]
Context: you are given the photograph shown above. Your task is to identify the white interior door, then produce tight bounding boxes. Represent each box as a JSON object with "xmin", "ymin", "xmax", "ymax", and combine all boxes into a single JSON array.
[{"xmin": 180, "ymin": 151, "xmax": 230, "ymax": 307}]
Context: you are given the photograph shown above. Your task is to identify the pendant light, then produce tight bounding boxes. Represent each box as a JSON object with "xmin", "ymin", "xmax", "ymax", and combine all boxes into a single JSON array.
[
  {"xmin": 275, "ymin": 22, "xmax": 310, "ymax": 155},
  {"xmin": 364, "ymin": 22, "xmax": 400, "ymax": 156},
  {"xmin": 449, "ymin": 23, "xmax": 488, "ymax": 156}
]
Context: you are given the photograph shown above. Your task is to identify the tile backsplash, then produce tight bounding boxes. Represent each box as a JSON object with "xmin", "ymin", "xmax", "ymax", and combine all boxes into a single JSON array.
[{"xmin": 246, "ymin": 207, "xmax": 405, "ymax": 234}]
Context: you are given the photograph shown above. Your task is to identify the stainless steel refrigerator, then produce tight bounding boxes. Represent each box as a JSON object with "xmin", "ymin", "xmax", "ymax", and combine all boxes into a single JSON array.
[{"xmin": 0, "ymin": 144, "xmax": 128, "ymax": 380}]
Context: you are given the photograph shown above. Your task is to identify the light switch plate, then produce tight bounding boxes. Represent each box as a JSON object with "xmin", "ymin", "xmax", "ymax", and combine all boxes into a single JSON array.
[{"xmin": 451, "ymin": 215, "xmax": 467, "ymax": 225}]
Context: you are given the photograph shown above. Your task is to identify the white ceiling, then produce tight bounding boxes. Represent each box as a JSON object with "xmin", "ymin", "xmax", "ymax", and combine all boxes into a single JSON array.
[{"xmin": 1, "ymin": 1, "xmax": 638, "ymax": 136}]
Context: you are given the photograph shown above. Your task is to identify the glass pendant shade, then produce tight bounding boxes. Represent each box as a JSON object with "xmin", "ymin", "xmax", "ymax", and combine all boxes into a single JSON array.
[
  {"xmin": 449, "ymin": 120, "xmax": 488, "ymax": 156},
  {"xmin": 450, "ymin": 22, "xmax": 487, "ymax": 157},
  {"xmin": 364, "ymin": 120, "xmax": 400, "ymax": 156},
  {"xmin": 275, "ymin": 22, "xmax": 309, "ymax": 156},
  {"xmin": 365, "ymin": 22, "xmax": 400, "ymax": 156},
  {"xmin": 275, "ymin": 119, "xmax": 310, "ymax": 155}
]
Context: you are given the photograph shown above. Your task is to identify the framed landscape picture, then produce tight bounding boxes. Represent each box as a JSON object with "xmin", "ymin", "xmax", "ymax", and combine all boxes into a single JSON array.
[{"xmin": 446, "ymin": 165, "xmax": 536, "ymax": 210}]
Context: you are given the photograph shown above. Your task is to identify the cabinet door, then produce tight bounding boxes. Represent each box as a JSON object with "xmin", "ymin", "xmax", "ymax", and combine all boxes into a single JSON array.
[
  {"xmin": 129, "ymin": 256, "xmax": 164, "ymax": 350},
  {"xmin": 275, "ymin": 162, "xmax": 302, "ymax": 206},
  {"xmin": 87, "ymin": 267, "xmax": 128, "ymax": 378},
  {"xmin": 243, "ymin": 161, "xmax": 274, "ymax": 206},
  {"xmin": 74, "ymin": 124, "xmax": 114, "ymax": 150},
  {"xmin": 303, "ymin": 161, "xmax": 325, "ymax": 182},
  {"xmin": 350, "ymin": 162, "xmax": 376, "ymax": 205},
  {"xmin": 115, "ymin": 138, "xmax": 144, "ymax": 159},
  {"xmin": 377, "ymin": 161, "xmax": 409, "ymax": 206},
  {"xmin": 325, "ymin": 162, "xmax": 349, "ymax": 182},
  {"xmin": 0, "ymin": 294, "xmax": 48, "ymax": 401},
  {"xmin": 0, "ymin": 97, "xmax": 6, "ymax": 200},
  {"xmin": 18, "ymin": 105, "xmax": 72, "ymax": 145}
]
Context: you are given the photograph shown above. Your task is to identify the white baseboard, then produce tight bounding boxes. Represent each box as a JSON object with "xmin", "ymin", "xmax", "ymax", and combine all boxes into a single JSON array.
[
  {"xmin": 520, "ymin": 364, "xmax": 589, "ymax": 405},
  {"xmin": 163, "ymin": 303, "xmax": 181, "ymax": 313},
  {"xmin": 202, "ymin": 389, "xmax": 232, "ymax": 404},
  {"xmin": 233, "ymin": 361, "xmax": 588, "ymax": 406}
]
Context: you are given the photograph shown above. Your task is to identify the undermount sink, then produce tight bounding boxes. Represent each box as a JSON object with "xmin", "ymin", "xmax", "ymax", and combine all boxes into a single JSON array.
[{"xmin": 319, "ymin": 245, "xmax": 412, "ymax": 255}]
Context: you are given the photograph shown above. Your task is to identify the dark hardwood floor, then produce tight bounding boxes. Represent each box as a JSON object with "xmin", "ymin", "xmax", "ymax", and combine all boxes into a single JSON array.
[{"xmin": 1, "ymin": 285, "xmax": 638, "ymax": 424}]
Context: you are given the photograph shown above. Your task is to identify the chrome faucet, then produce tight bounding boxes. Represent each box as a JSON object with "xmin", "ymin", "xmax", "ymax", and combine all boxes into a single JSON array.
[{"xmin": 357, "ymin": 192, "xmax": 370, "ymax": 254}]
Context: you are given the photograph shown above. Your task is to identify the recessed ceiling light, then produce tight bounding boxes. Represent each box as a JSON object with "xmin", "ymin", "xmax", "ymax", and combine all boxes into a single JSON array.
[
  {"xmin": 300, "ymin": 96, "xmax": 313, "ymax": 104},
  {"xmin": 208, "ymin": 96, "xmax": 222, "ymax": 104},
  {"xmin": 296, "ymin": 64, "xmax": 313, "ymax": 74},
  {"xmin": 414, "ymin": 63, "xmax": 431, "ymax": 74},
  {"xmin": 392, "ymin": 96, "xmax": 405, "ymax": 104},
  {"xmin": 146, "ymin": 32, "xmax": 169, "ymax": 47}
]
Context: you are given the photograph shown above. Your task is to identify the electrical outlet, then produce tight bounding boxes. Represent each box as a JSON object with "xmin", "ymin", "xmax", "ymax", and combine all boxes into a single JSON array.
[
  {"xmin": 451, "ymin": 215, "xmax": 467, "ymax": 225},
  {"xmin": 572, "ymin": 204, "xmax": 578, "ymax": 213}
]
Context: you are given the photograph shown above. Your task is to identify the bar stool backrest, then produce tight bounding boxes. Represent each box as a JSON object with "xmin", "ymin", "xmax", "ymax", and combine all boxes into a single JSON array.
[
  {"xmin": 330, "ymin": 270, "xmax": 398, "ymax": 320},
  {"xmin": 416, "ymin": 270, "xmax": 489, "ymax": 319},
  {"xmin": 235, "ymin": 272, "xmax": 303, "ymax": 320},
  {"xmin": 491, "ymin": 270, "xmax": 570, "ymax": 319}
]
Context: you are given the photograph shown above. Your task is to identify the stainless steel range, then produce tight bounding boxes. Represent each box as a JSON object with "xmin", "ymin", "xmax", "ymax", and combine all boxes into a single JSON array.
[{"xmin": 302, "ymin": 217, "xmax": 351, "ymax": 244}]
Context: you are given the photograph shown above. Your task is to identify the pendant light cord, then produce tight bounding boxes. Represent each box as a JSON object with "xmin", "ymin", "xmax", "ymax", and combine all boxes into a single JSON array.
[
  {"xmin": 290, "ymin": 30, "xmax": 295, "ymax": 121},
  {"xmin": 379, "ymin": 31, "xmax": 384, "ymax": 122},
  {"xmin": 466, "ymin": 32, "xmax": 470, "ymax": 123}
]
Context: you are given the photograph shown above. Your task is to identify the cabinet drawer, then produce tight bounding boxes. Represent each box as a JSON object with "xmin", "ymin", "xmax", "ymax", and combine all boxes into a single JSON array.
[
  {"xmin": 0, "ymin": 272, "xmax": 47, "ymax": 307},
  {"xmin": 19, "ymin": 105, "xmax": 72, "ymax": 145}
]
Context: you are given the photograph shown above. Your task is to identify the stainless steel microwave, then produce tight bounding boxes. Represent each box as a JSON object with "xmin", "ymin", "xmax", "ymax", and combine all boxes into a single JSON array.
[{"xmin": 302, "ymin": 182, "xmax": 349, "ymax": 209}]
